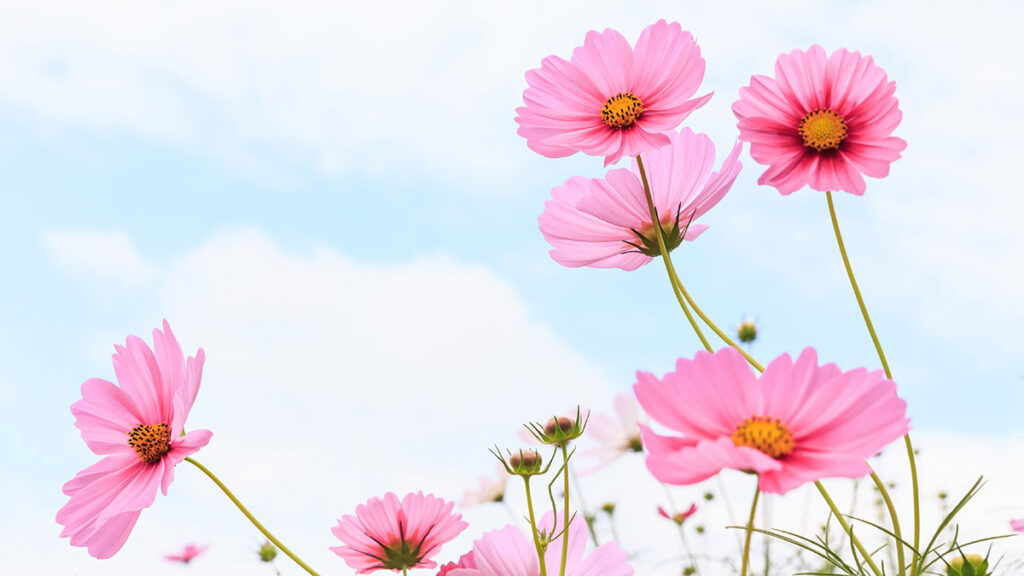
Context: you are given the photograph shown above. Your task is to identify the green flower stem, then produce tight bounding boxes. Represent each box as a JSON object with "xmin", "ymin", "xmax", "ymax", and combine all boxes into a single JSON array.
[
  {"xmin": 826, "ymin": 191, "xmax": 921, "ymax": 572},
  {"xmin": 559, "ymin": 443, "xmax": 571, "ymax": 576},
  {"xmin": 184, "ymin": 457, "xmax": 321, "ymax": 576},
  {"xmin": 815, "ymin": 480, "xmax": 884, "ymax": 576},
  {"xmin": 674, "ymin": 279, "xmax": 765, "ymax": 372},
  {"xmin": 635, "ymin": 155, "xmax": 712, "ymax": 352},
  {"xmin": 869, "ymin": 466, "xmax": 906, "ymax": 576},
  {"xmin": 523, "ymin": 477, "xmax": 549, "ymax": 576},
  {"xmin": 740, "ymin": 488, "xmax": 760, "ymax": 576},
  {"xmin": 569, "ymin": 466, "xmax": 600, "ymax": 546}
]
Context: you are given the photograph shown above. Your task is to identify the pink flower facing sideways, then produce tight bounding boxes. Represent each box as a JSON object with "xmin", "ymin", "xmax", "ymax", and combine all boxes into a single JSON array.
[
  {"xmin": 331, "ymin": 491, "xmax": 467, "ymax": 574},
  {"xmin": 580, "ymin": 393, "xmax": 644, "ymax": 473},
  {"xmin": 733, "ymin": 45, "xmax": 906, "ymax": 195},
  {"xmin": 446, "ymin": 513, "xmax": 632, "ymax": 576},
  {"xmin": 165, "ymin": 543, "xmax": 208, "ymax": 564},
  {"xmin": 516, "ymin": 19, "xmax": 712, "ymax": 166},
  {"xmin": 635, "ymin": 347, "xmax": 909, "ymax": 494},
  {"xmin": 539, "ymin": 128, "xmax": 742, "ymax": 271},
  {"xmin": 460, "ymin": 463, "xmax": 511, "ymax": 507},
  {"xmin": 57, "ymin": 321, "xmax": 212, "ymax": 559}
]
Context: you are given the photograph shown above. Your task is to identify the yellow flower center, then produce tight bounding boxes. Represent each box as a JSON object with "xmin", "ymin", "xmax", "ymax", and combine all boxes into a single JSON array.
[
  {"xmin": 601, "ymin": 92, "xmax": 644, "ymax": 130},
  {"xmin": 128, "ymin": 423, "xmax": 172, "ymax": 465},
  {"xmin": 732, "ymin": 416, "xmax": 794, "ymax": 458},
  {"xmin": 798, "ymin": 109, "xmax": 848, "ymax": 151}
]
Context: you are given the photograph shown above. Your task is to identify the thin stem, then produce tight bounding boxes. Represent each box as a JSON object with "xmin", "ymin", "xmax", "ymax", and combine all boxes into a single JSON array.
[
  {"xmin": 660, "ymin": 483, "xmax": 701, "ymax": 575},
  {"xmin": 741, "ymin": 488, "xmax": 760, "ymax": 576},
  {"xmin": 826, "ymin": 191, "xmax": 920, "ymax": 571},
  {"xmin": 559, "ymin": 443, "xmax": 571, "ymax": 576},
  {"xmin": 635, "ymin": 155, "xmax": 713, "ymax": 352},
  {"xmin": 869, "ymin": 467, "xmax": 906, "ymax": 576},
  {"xmin": 675, "ymin": 280, "xmax": 765, "ymax": 372},
  {"xmin": 569, "ymin": 466, "xmax": 600, "ymax": 546},
  {"xmin": 815, "ymin": 480, "xmax": 884, "ymax": 576},
  {"xmin": 184, "ymin": 458, "xmax": 320, "ymax": 576},
  {"xmin": 524, "ymin": 477, "xmax": 549, "ymax": 576}
]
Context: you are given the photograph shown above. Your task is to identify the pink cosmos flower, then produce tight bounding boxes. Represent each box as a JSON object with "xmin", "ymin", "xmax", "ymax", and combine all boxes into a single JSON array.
[
  {"xmin": 446, "ymin": 513, "xmax": 632, "ymax": 576},
  {"xmin": 635, "ymin": 347, "xmax": 909, "ymax": 494},
  {"xmin": 733, "ymin": 45, "xmax": 906, "ymax": 195},
  {"xmin": 580, "ymin": 393, "xmax": 644, "ymax": 473},
  {"xmin": 516, "ymin": 19, "xmax": 712, "ymax": 166},
  {"xmin": 1011, "ymin": 519, "xmax": 1024, "ymax": 533},
  {"xmin": 330, "ymin": 491, "xmax": 468, "ymax": 574},
  {"xmin": 438, "ymin": 552, "xmax": 477, "ymax": 575},
  {"xmin": 657, "ymin": 503, "xmax": 697, "ymax": 526},
  {"xmin": 57, "ymin": 320, "xmax": 212, "ymax": 559},
  {"xmin": 539, "ymin": 128, "xmax": 742, "ymax": 271},
  {"xmin": 165, "ymin": 543, "xmax": 208, "ymax": 564},
  {"xmin": 460, "ymin": 464, "xmax": 511, "ymax": 507}
]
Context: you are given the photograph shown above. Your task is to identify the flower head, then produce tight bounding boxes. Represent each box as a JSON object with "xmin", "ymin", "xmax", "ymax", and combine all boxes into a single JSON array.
[
  {"xmin": 460, "ymin": 464, "xmax": 510, "ymax": 507},
  {"xmin": 444, "ymin": 513, "xmax": 632, "ymax": 576},
  {"xmin": 165, "ymin": 543, "xmax": 208, "ymax": 564},
  {"xmin": 516, "ymin": 20, "xmax": 712, "ymax": 166},
  {"xmin": 56, "ymin": 321, "xmax": 212, "ymax": 559},
  {"xmin": 635, "ymin": 347, "xmax": 909, "ymax": 494},
  {"xmin": 330, "ymin": 491, "xmax": 467, "ymax": 574},
  {"xmin": 1011, "ymin": 518, "xmax": 1024, "ymax": 533},
  {"xmin": 657, "ymin": 503, "xmax": 697, "ymax": 526},
  {"xmin": 580, "ymin": 393, "xmax": 644, "ymax": 473},
  {"xmin": 539, "ymin": 128, "xmax": 742, "ymax": 271},
  {"xmin": 733, "ymin": 45, "xmax": 906, "ymax": 195}
]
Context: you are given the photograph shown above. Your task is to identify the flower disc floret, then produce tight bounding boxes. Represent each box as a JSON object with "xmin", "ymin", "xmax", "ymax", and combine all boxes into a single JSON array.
[
  {"xmin": 634, "ymin": 347, "xmax": 909, "ymax": 494},
  {"xmin": 732, "ymin": 45, "xmax": 906, "ymax": 195},
  {"xmin": 516, "ymin": 19, "xmax": 712, "ymax": 166}
]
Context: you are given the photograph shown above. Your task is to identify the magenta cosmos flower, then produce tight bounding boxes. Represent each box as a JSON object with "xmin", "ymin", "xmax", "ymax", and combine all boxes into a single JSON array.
[
  {"xmin": 165, "ymin": 543, "xmax": 208, "ymax": 564},
  {"xmin": 516, "ymin": 19, "xmax": 712, "ymax": 166},
  {"xmin": 445, "ymin": 513, "xmax": 632, "ymax": 576},
  {"xmin": 539, "ymin": 128, "xmax": 741, "ymax": 271},
  {"xmin": 330, "ymin": 491, "xmax": 468, "ymax": 574},
  {"xmin": 733, "ymin": 45, "xmax": 906, "ymax": 195},
  {"xmin": 635, "ymin": 347, "xmax": 909, "ymax": 494},
  {"xmin": 57, "ymin": 320, "xmax": 212, "ymax": 559}
]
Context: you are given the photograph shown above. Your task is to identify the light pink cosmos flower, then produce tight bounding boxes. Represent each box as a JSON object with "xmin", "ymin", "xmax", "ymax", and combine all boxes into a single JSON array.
[
  {"xmin": 165, "ymin": 543, "xmax": 208, "ymax": 564},
  {"xmin": 437, "ymin": 551, "xmax": 476, "ymax": 575},
  {"xmin": 733, "ymin": 45, "xmax": 906, "ymax": 196},
  {"xmin": 446, "ymin": 513, "xmax": 632, "ymax": 576},
  {"xmin": 580, "ymin": 393, "xmax": 644, "ymax": 473},
  {"xmin": 1011, "ymin": 519, "xmax": 1024, "ymax": 533},
  {"xmin": 539, "ymin": 128, "xmax": 742, "ymax": 271},
  {"xmin": 516, "ymin": 19, "xmax": 712, "ymax": 166},
  {"xmin": 330, "ymin": 491, "xmax": 467, "ymax": 574},
  {"xmin": 635, "ymin": 347, "xmax": 909, "ymax": 494},
  {"xmin": 57, "ymin": 320, "xmax": 212, "ymax": 559},
  {"xmin": 460, "ymin": 463, "xmax": 511, "ymax": 507}
]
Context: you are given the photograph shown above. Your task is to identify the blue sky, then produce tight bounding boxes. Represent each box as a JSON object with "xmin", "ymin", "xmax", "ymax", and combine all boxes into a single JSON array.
[{"xmin": 1, "ymin": 1, "xmax": 1022, "ymax": 574}]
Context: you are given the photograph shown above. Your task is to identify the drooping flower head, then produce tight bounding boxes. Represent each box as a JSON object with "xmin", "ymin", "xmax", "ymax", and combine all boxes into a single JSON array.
[
  {"xmin": 733, "ymin": 45, "xmax": 906, "ymax": 195},
  {"xmin": 580, "ymin": 393, "xmax": 644, "ymax": 473},
  {"xmin": 539, "ymin": 128, "xmax": 742, "ymax": 271},
  {"xmin": 445, "ymin": 513, "xmax": 632, "ymax": 576},
  {"xmin": 57, "ymin": 320, "xmax": 212, "ymax": 559},
  {"xmin": 516, "ymin": 20, "xmax": 712, "ymax": 166},
  {"xmin": 165, "ymin": 543, "xmax": 208, "ymax": 564},
  {"xmin": 635, "ymin": 347, "xmax": 909, "ymax": 494},
  {"xmin": 330, "ymin": 491, "xmax": 467, "ymax": 574},
  {"xmin": 460, "ymin": 464, "xmax": 511, "ymax": 507}
]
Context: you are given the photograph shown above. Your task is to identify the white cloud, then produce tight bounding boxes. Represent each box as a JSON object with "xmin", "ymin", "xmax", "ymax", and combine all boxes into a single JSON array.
[{"xmin": 41, "ymin": 229, "xmax": 155, "ymax": 286}]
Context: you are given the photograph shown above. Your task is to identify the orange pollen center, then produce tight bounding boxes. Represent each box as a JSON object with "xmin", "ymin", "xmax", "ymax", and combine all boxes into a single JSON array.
[
  {"xmin": 731, "ymin": 416, "xmax": 794, "ymax": 458},
  {"xmin": 798, "ymin": 108, "xmax": 848, "ymax": 151},
  {"xmin": 128, "ymin": 423, "xmax": 171, "ymax": 465},
  {"xmin": 601, "ymin": 92, "xmax": 644, "ymax": 130}
]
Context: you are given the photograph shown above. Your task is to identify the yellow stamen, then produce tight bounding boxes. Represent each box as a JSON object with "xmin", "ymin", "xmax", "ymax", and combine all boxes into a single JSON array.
[
  {"xmin": 601, "ymin": 92, "xmax": 644, "ymax": 130},
  {"xmin": 128, "ymin": 423, "xmax": 171, "ymax": 464},
  {"xmin": 798, "ymin": 108, "xmax": 848, "ymax": 151},
  {"xmin": 732, "ymin": 416, "xmax": 794, "ymax": 458}
]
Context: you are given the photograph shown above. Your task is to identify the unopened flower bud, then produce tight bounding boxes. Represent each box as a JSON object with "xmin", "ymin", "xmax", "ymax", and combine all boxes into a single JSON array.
[
  {"xmin": 737, "ymin": 319, "xmax": 758, "ymax": 344},
  {"xmin": 601, "ymin": 502, "xmax": 616, "ymax": 515},
  {"xmin": 258, "ymin": 541, "xmax": 277, "ymax": 562},
  {"xmin": 528, "ymin": 408, "xmax": 588, "ymax": 445},
  {"xmin": 545, "ymin": 416, "xmax": 574, "ymax": 437},
  {"xmin": 947, "ymin": 554, "xmax": 988, "ymax": 576},
  {"xmin": 508, "ymin": 449, "xmax": 543, "ymax": 475}
]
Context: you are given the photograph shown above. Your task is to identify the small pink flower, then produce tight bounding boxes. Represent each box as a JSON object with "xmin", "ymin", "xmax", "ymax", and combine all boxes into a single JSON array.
[
  {"xmin": 516, "ymin": 20, "xmax": 712, "ymax": 166},
  {"xmin": 165, "ymin": 543, "xmax": 208, "ymax": 564},
  {"xmin": 1011, "ymin": 519, "xmax": 1024, "ymax": 533},
  {"xmin": 539, "ymin": 128, "xmax": 742, "ymax": 271},
  {"xmin": 580, "ymin": 393, "xmax": 644, "ymax": 473},
  {"xmin": 460, "ymin": 464, "xmax": 511, "ymax": 507},
  {"xmin": 437, "ymin": 552, "xmax": 476, "ymax": 575},
  {"xmin": 657, "ymin": 503, "xmax": 697, "ymax": 526},
  {"xmin": 57, "ymin": 321, "xmax": 212, "ymax": 559},
  {"xmin": 635, "ymin": 347, "xmax": 909, "ymax": 494},
  {"xmin": 330, "ymin": 491, "xmax": 467, "ymax": 574},
  {"xmin": 733, "ymin": 45, "xmax": 906, "ymax": 195},
  {"xmin": 446, "ymin": 513, "xmax": 632, "ymax": 576}
]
